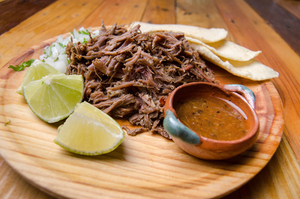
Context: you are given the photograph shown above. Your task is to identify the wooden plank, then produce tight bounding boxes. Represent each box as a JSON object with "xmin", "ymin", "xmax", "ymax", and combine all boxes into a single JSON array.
[
  {"xmin": 176, "ymin": 0, "xmax": 235, "ymax": 41},
  {"xmin": 273, "ymin": 0, "xmax": 300, "ymax": 20},
  {"xmin": 81, "ymin": 0, "xmax": 148, "ymax": 27},
  {"xmin": 245, "ymin": 0, "xmax": 300, "ymax": 56},
  {"xmin": 269, "ymin": 134, "xmax": 300, "ymax": 198},
  {"xmin": 141, "ymin": 0, "xmax": 176, "ymax": 24},
  {"xmin": 0, "ymin": 0, "xmax": 56, "ymax": 35},
  {"xmin": 0, "ymin": 0, "xmax": 104, "ymax": 68}
]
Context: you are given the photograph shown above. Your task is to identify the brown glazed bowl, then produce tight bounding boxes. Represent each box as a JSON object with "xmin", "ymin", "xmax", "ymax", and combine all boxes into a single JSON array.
[{"xmin": 163, "ymin": 82, "xmax": 259, "ymax": 160}]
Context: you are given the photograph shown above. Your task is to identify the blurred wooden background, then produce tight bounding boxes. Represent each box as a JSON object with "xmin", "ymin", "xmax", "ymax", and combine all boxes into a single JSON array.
[{"xmin": 1, "ymin": 0, "xmax": 299, "ymax": 55}]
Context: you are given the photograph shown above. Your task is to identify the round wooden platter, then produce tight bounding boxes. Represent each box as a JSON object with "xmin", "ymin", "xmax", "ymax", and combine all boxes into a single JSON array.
[{"xmin": 0, "ymin": 34, "xmax": 284, "ymax": 199}]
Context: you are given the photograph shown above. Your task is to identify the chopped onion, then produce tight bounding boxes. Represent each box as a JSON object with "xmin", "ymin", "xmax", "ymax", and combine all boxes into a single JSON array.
[{"xmin": 39, "ymin": 27, "xmax": 99, "ymax": 73}]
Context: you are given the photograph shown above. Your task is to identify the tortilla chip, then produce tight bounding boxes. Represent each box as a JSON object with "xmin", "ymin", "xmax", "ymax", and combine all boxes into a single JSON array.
[
  {"xmin": 187, "ymin": 37, "xmax": 261, "ymax": 61},
  {"xmin": 189, "ymin": 43, "xmax": 279, "ymax": 81},
  {"xmin": 130, "ymin": 21, "xmax": 227, "ymax": 43}
]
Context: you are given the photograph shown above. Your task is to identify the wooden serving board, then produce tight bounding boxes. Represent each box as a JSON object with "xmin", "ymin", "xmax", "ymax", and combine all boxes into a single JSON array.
[{"xmin": 0, "ymin": 34, "xmax": 284, "ymax": 199}]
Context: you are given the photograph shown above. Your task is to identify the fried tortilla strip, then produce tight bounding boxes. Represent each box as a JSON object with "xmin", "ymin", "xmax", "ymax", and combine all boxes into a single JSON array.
[
  {"xmin": 130, "ymin": 21, "xmax": 228, "ymax": 43},
  {"xmin": 187, "ymin": 37, "xmax": 261, "ymax": 61},
  {"xmin": 189, "ymin": 43, "xmax": 279, "ymax": 81}
]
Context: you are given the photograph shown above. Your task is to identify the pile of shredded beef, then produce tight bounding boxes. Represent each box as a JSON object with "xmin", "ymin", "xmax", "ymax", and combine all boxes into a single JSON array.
[{"xmin": 65, "ymin": 22, "xmax": 215, "ymax": 139}]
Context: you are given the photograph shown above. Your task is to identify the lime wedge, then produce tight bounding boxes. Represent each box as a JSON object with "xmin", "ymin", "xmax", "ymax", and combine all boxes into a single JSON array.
[
  {"xmin": 23, "ymin": 74, "xmax": 84, "ymax": 123},
  {"xmin": 54, "ymin": 102, "xmax": 125, "ymax": 156},
  {"xmin": 17, "ymin": 60, "xmax": 60, "ymax": 95}
]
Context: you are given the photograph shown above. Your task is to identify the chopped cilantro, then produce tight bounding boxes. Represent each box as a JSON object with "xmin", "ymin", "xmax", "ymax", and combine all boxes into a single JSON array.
[
  {"xmin": 79, "ymin": 29, "xmax": 89, "ymax": 35},
  {"xmin": 4, "ymin": 120, "xmax": 11, "ymax": 126},
  {"xmin": 48, "ymin": 47, "xmax": 52, "ymax": 57},
  {"xmin": 83, "ymin": 38, "xmax": 88, "ymax": 44},
  {"xmin": 58, "ymin": 42, "xmax": 66, "ymax": 48},
  {"xmin": 8, "ymin": 59, "xmax": 35, "ymax": 71}
]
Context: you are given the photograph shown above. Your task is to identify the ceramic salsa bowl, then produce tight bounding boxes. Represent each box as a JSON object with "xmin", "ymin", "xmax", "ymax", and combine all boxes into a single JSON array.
[{"xmin": 163, "ymin": 82, "xmax": 259, "ymax": 160}]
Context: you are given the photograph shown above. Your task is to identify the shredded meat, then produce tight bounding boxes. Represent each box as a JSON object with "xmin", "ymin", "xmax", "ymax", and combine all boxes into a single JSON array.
[{"xmin": 66, "ymin": 21, "xmax": 215, "ymax": 139}]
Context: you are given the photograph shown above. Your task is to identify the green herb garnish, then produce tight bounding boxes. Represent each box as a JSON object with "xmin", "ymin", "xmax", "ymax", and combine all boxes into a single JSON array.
[
  {"xmin": 58, "ymin": 42, "xmax": 66, "ymax": 48},
  {"xmin": 4, "ymin": 120, "xmax": 11, "ymax": 126},
  {"xmin": 8, "ymin": 59, "xmax": 35, "ymax": 71},
  {"xmin": 79, "ymin": 29, "xmax": 89, "ymax": 35},
  {"xmin": 83, "ymin": 38, "xmax": 88, "ymax": 44}
]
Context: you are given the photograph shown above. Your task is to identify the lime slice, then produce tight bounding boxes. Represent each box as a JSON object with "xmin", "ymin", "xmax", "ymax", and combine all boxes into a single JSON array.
[
  {"xmin": 54, "ymin": 102, "xmax": 125, "ymax": 156},
  {"xmin": 17, "ymin": 60, "xmax": 61, "ymax": 95},
  {"xmin": 23, "ymin": 74, "xmax": 84, "ymax": 123}
]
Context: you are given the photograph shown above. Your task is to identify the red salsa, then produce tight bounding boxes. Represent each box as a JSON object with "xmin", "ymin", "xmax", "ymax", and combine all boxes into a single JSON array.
[{"xmin": 175, "ymin": 95, "xmax": 249, "ymax": 141}]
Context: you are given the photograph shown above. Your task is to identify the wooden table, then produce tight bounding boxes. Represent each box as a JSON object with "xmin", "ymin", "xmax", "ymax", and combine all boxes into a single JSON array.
[{"xmin": 1, "ymin": 0, "xmax": 300, "ymax": 198}]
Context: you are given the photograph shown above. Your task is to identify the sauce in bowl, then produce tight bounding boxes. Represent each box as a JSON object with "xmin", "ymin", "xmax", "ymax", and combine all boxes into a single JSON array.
[
  {"xmin": 163, "ymin": 82, "xmax": 259, "ymax": 160},
  {"xmin": 175, "ymin": 95, "xmax": 249, "ymax": 141}
]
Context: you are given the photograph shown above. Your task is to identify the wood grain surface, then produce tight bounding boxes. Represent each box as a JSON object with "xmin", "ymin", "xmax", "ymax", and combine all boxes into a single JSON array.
[
  {"xmin": 1, "ymin": 0, "xmax": 300, "ymax": 198},
  {"xmin": 245, "ymin": 0, "xmax": 300, "ymax": 56},
  {"xmin": 0, "ymin": 0, "xmax": 56, "ymax": 35},
  {"xmin": 0, "ymin": 32, "xmax": 284, "ymax": 198}
]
